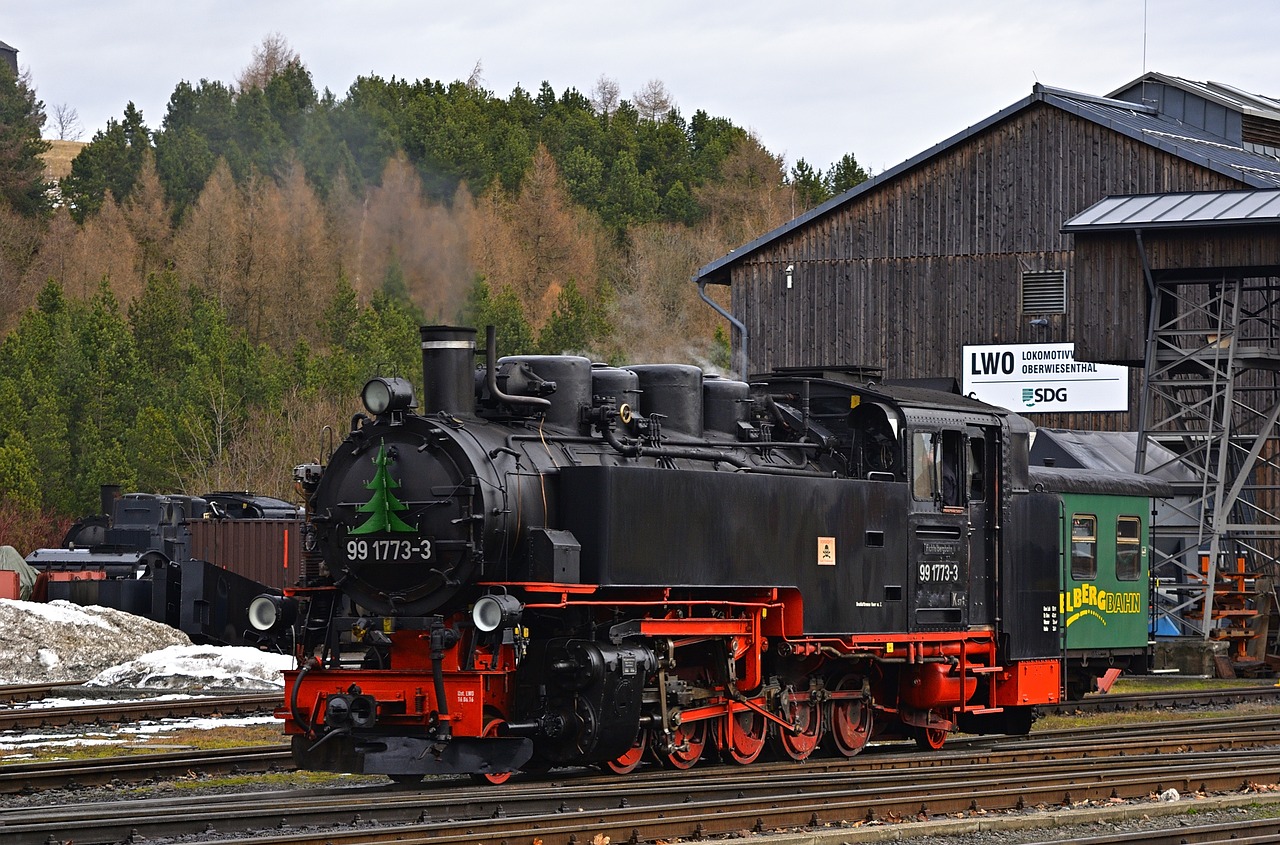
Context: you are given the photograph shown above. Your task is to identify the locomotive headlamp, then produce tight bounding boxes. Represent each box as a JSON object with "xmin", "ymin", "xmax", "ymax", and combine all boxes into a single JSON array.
[
  {"xmin": 472, "ymin": 594, "xmax": 524, "ymax": 632},
  {"xmin": 361, "ymin": 377, "xmax": 416, "ymax": 415},
  {"xmin": 248, "ymin": 594, "xmax": 297, "ymax": 633}
]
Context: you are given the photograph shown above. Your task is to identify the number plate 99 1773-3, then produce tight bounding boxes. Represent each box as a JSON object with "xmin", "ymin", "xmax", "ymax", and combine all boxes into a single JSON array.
[{"xmin": 346, "ymin": 538, "xmax": 432, "ymax": 563}]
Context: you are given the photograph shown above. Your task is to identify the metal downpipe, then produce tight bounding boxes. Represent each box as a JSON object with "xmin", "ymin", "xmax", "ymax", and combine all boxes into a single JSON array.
[{"xmin": 697, "ymin": 280, "xmax": 748, "ymax": 378}]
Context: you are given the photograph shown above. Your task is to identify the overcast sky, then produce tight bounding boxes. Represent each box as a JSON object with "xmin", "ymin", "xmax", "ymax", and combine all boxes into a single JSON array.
[{"xmin": 6, "ymin": 1, "xmax": 1278, "ymax": 176}]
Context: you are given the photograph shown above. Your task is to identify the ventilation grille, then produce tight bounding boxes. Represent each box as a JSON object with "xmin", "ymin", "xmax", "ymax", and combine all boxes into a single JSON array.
[
  {"xmin": 1243, "ymin": 114, "xmax": 1280, "ymax": 151},
  {"xmin": 1022, "ymin": 270, "xmax": 1067, "ymax": 314}
]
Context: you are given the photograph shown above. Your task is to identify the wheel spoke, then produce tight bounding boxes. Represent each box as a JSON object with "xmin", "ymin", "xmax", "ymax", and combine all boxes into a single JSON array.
[
  {"xmin": 771, "ymin": 694, "xmax": 823, "ymax": 761},
  {"xmin": 829, "ymin": 675, "xmax": 872, "ymax": 758},
  {"xmin": 720, "ymin": 704, "xmax": 767, "ymax": 765},
  {"xmin": 663, "ymin": 720, "xmax": 707, "ymax": 769},
  {"xmin": 912, "ymin": 722, "xmax": 948, "ymax": 750}
]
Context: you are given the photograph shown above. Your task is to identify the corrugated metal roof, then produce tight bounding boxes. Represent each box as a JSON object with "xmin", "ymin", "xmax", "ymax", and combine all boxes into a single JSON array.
[
  {"xmin": 1031, "ymin": 428, "xmax": 1198, "ymax": 484},
  {"xmin": 1108, "ymin": 72, "xmax": 1280, "ymax": 121},
  {"xmin": 695, "ymin": 79, "xmax": 1280, "ymax": 285},
  {"xmin": 1045, "ymin": 88, "xmax": 1280, "ymax": 188},
  {"xmin": 1062, "ymin": 188, "xmax": 1280, "ymax": 232}
]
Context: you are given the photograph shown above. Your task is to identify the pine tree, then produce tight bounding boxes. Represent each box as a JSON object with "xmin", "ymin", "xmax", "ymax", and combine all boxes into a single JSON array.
[
  {"xmin": 0, "ymin": 64, "xmax": 50, "ymax": 217},
  {"xmin": 469, "ymin": 281, "xmax": 533, "ymax": 358},
  {"xmin": 826, "ymin": 152, "xmax": 869, "ymax": 195},
  {"xmin": 60, "ymin": 106, "xmax": 148, "ymax": 222},
  {"xmin": 790, "ymin": 158, "xmax": 828, "ymax": 209},
  {"xmin": 350, "ymin": 442, "xmax": 416, "ymax": 534},
  {"xmin": 538, "ymin": 279, "xmax": 606, "ymax": 354}
]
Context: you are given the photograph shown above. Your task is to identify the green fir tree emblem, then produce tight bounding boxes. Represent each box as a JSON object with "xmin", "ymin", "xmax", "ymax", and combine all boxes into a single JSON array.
[{"xmin": 349, "ymin": 442, "xmax": 417, "ymax": 534}]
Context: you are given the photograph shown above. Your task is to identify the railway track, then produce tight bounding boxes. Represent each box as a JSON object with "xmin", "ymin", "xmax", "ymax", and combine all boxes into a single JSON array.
[
  {"xmin": 0, "ymin": 683, "xmax": 85, "ymax": 705},
  {"xmin": 6, "ymin": 713, "xmax": 1280, "ymax": 845},
  {"xmin": 2, "ymin": 685, "xmax": 1279, "ymax": 796},
  {"xmin": 5, "ymin": 710, "xmax": 1277, "ymax": 796},
  {"xmin": 0, "ymin": 745, "xmax": 293, "ymax": 794},
  {"xmin": 1047, "ymin": 684, "xmax": 1280, "ymax": 714},
  {"xmin": 5, "ymin": 707, "xmax": 1280, "ymax": 796},
  {"xmin": 0, "ymin": 692, "xmax": 279, "ymax": 730}
]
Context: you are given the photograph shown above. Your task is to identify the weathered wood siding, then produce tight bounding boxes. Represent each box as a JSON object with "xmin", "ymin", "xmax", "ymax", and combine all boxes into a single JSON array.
[
  {"xmin": 729, "ymin": 103, "xmax": 1247, "ymax": 430},
  {"xmin": 1073, "ymin": 227, "xmax": 1280, "ymax": 362}
]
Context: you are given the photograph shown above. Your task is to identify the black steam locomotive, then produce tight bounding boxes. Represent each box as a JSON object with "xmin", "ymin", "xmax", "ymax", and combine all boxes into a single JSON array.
[
  {"xmin": 26, "ymin": 489, "xmax": 300, "ymax": 646},
  {"xmin": 252, "ymin": 325, "xmax": 1152, "ymax": 782}
]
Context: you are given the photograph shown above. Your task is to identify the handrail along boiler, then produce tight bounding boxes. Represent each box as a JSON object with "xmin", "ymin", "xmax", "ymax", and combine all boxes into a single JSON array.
[{"xmin": 253, "ymin": 325, "xmax": 1077, "ymax": 780}]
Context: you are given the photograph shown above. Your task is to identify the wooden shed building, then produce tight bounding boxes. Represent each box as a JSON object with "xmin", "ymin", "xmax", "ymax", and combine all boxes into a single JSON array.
[
  {"xmin": 0, "ymin": 41, "xmax": 16, "ymax": 78},
  {"xmin": 694, "ymin": 73, "xmax": 1280, "ymax": 432}
]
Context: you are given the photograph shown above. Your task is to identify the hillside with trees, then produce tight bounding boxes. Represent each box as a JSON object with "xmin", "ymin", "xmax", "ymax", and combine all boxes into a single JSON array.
[{"xmin": 0, "ymin": 36, "xmax": 867, "ymax": 545}]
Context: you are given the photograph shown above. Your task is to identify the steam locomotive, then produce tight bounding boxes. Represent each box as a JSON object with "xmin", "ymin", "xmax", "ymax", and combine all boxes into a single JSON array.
[
  {"xmin": 25, "ymin": 489, "xmax": 300, "ymax": 646},
  {"xmin": 251, "ymin": 326, "xmax": 1164, "ymax": 782}
]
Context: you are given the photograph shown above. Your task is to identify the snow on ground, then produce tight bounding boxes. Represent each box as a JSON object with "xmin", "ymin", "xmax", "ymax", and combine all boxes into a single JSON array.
[
  {"xmin": 0, "ymin": 599, "xmax": 297, "ymax": 753},
  {"xmin": 0, "ymin": 714, "xmax": 282, "ymax": 756},
  {"xmin": 87, "ymin": 644, "xmax": 293, "ymax": 690},
  {"xmin": 0, "ymin": 598, "xmax": 294, "ymax": 689},
  {"xmin": 0, "ymin": 598, "xmax": 192, "ymax": 684}
]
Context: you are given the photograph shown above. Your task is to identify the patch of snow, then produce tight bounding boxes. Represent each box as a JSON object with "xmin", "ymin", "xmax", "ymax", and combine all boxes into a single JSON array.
[
  {"xmin": 0, "ymin": 715, "xmax": 281, "ymax": 753},
  {"xmin": 86, "ymin": 644, "xmax": 294, "ymax": 691},
  {"xmin": 8, "ymin": 599, "xmax": 116, "ymax": 628},
  {"xmin": 121, "ymin": 714, "xmax": 281, "ymax": 734},
  {"xmin": 0, "ymin": 599, "xmax": 297, "ymax": 755},
  {"xmin": 0, "ymin": 599, "xmax": 191, "ymax": 684},
  {"xmin": 0, "ymin": 735, "xmax": 122, "ymax": 752},
  {"xmin": 14, "ymin": 694, "xmax": 218, "ymax": 710}
]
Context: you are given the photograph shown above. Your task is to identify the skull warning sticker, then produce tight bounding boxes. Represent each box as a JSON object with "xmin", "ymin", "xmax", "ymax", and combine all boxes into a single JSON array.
[{"xmin": 818, "ymin": 536, "xmax": 836, "ymax": 566}]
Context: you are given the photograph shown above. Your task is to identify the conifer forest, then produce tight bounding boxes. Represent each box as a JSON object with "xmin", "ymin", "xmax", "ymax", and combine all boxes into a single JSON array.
[{"xmin": 0, "ymin": 38, "xmax": 868, "ymax": 550}]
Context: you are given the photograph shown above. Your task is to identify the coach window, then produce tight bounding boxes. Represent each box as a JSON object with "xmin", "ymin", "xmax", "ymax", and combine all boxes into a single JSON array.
[
  {"xmin": 1116, "ymin": 516, "xmax": 1141, "ymax": 581},
  {"xmin": 1071, "ymin": 515, "xmax": 1097, "ymax": 580}
]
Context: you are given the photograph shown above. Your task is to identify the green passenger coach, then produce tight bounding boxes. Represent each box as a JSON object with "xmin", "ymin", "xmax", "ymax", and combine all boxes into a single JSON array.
[{"xmin": 1027, "ymin": 466, "xmax": 1172, "ymax": 699}]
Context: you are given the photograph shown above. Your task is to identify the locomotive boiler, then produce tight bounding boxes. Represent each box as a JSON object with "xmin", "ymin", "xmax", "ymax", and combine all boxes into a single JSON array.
[{"xmin": 255, "ymin": 325, "xmax": 1071, "ymax": 782}]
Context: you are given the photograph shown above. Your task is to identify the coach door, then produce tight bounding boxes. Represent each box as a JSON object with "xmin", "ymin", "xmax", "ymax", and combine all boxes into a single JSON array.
[
  {"xmin": 965, "ymin": 425, "xmax": 996, "ymax": 627},
  {"xmin": 909, "ymin": 427, "xmax": 971, "ymax": 630}
]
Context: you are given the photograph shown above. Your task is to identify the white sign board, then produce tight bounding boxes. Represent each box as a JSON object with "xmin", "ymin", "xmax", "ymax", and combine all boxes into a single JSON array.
[{"xmin": 962, "ymin": 343, "xmax": 1128, "ymax": 413}]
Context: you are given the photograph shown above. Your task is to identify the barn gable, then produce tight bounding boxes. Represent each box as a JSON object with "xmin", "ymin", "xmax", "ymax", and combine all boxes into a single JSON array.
[{"xmin": 0, "ymin": 40, "xmax": 16, "ymax": 78}]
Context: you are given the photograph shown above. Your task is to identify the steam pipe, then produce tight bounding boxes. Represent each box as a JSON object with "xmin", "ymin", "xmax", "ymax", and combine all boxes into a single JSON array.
[
  {"xmin": 594, "ymin": 420, "xmax": 833, "ymax": 477},
  {"xmin": 485, "ymin": 325, "xmax": 552, "ymax": 410}
]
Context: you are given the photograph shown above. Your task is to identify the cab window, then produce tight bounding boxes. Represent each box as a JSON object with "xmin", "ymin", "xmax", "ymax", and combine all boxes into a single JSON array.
[
  {"xmin": 1071, "ymin": 515, "xmax": 1097, "ymax": 580},
  {"xmin": 912, "ymin": 432, "xmax": 936, "ymax": 500},
  {"xmin": 1116, "ymin": 516, "xmax": 1141, "ymax": 581},
  {"xmin": 966, "ymin": 437, "xmax": 985, "ymax": 502},
  {"xmin": 939, "ymin": 430, "xmax": 962, "ymax": 508}
]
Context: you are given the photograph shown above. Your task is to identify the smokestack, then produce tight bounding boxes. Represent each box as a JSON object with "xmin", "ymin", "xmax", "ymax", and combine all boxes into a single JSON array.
[{"xmin": 420, "ymin": 326, "xmax": 477, "ymax": 414}]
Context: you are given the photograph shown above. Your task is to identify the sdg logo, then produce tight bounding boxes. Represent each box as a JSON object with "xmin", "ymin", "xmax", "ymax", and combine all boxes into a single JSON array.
[{"xmin": 1023, "ymin": 387, "xmax": 1068, "ymax": 408}]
